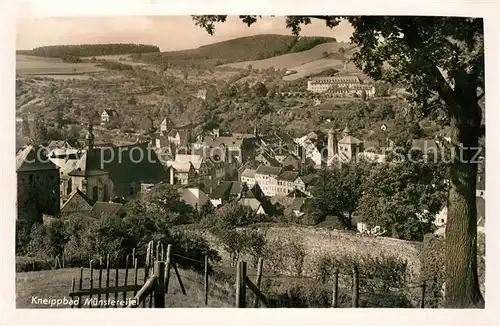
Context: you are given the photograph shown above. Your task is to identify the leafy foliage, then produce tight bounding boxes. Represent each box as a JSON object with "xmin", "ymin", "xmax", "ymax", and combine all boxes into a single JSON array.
[
  {"xmin": 311, "ymin": 162, "xmax": 370, "ymax": 227},
  {"xmin": 358, "ymin": 154, "xmax": 448, "ymax": 241}
]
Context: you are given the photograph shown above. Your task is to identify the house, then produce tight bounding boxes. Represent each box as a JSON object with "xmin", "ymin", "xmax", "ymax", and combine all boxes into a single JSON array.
[
  {"xmin": 196, "ymin": 89, "xmax": 207, "ymax": 100},
  {"xmin": 67, "ymin": 143, "xmax": 168, "ymax": 200},
  {"xmin": 434, "ymin": 196, "xmax": 485, "ymax": 235},
  {"xmin": 240, "ymin": 168, "xmax": 257, "ymax": 187},
  {"xmin": 238, "ymin": 183, "xmax": 272, "ymax": 215},
  {"xmin": 209, "ymin": 181, "xmax": 234, "ymax": 207},
  {"xmin": 276, "ymin": 170, "xmax": 300, "ymax": 196},
  {"xmin": 295, "ymin": 135, "xmax": 323, "ymax": 168},
  {"xmin": 101, "ymin": 109, "xmax": 119, "ymax": 125},
  {"xmin": 159, "ymin": 117, "xmax": 173, "ymax": 135},
  {"xmin": 167, "ymin": 129, "xmax": 191, "ymax": 150},
  {"xmin": 170, "ymin": 161, "xmax": 197, "ymax": 185},
  {"xmin": 88, "ymin": 201, "xmax": 125, "ymax": 218},
  {"xmin": 197, "ymin": 133, "xmax": 258, "ymax": 164},
  {"xmin": 48, "ymin": 149, "xmax": 84, "ymax": 203},
  {"xmin": 254, "ymin": 165, "xmax": 283, "ymax": 197},
  {"xmin": 293, "ymin": 174, "xmax": 318, "ymax": 196},
  {"xmin": 285, "ymin": 197, "xmax": 308, "ymax": 218},
  {"xmin": 60, "ymin": 188, "xmax": 96, "ymax": 215},
  {"xmin": 16, "ymin": 145, "xmax": 60, "ymax": 225},
  {"xmin": 255, "ymin": 152, "xmax": 281, "ymax": 167},
  {"xmin": 180, "ymin": 187, "xmax": 211, "ymax": 211}
]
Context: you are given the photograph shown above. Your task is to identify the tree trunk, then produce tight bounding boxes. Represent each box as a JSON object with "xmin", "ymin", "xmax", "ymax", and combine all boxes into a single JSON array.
[{"xmin": 444, "ymin": 93, "xmax": 484, "ymax": 308}]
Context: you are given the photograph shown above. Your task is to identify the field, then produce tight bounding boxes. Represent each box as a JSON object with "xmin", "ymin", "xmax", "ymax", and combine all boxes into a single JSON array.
[
  {"xmin": 16, "ymin": 55, "xmax": 106, "ymax": 75},
  {"xmin": 16, "ymin": 267, "xmax": 232, "ymax": 308},
  {"xmin": 218, "ymin": 42, "xmax": 363, "ymax": 81}
]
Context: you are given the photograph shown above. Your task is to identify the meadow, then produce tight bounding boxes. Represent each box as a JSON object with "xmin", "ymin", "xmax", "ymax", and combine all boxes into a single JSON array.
[{"xmin": 16, "ymin": 55, "xmax": 106, "ymax": 75}]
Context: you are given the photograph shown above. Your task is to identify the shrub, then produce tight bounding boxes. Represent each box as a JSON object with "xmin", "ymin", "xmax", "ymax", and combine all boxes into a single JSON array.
[
  {"xmin": 311, "ymin": 252, "xmax": 409, "ymax": 291},
  {"xmin": 262, "ymin": 236, "xmax": 306, "ymax": 276}
]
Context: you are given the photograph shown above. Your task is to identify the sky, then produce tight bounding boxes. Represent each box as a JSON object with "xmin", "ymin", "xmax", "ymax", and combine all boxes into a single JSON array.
[{"xmin": 17, "ymin": 12, "xmax": 354, "ymax": 51}]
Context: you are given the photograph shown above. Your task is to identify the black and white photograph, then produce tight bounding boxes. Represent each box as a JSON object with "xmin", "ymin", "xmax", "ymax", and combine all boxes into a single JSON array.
[{"xmin": 2, "ymin": 0, "xmax": 499, "ymax": 324}]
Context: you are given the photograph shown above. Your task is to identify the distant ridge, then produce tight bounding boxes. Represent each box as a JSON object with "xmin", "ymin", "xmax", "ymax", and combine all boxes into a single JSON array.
[
  {"xmin": 17, "ymin": 43, "xmax": 161, "ymax": 58},
  {"xmin": 131, "ymin": 34, "xmax": 337, "ymax": 68}
]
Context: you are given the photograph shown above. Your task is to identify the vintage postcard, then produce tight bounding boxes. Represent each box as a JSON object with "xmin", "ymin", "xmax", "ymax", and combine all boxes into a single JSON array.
[{"xmin": 1, "ymin": 0, "xmax": 499, "ymax": 325}]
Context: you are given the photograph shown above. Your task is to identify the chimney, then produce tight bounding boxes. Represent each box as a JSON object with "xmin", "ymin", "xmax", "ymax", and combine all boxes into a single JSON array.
[{"xmin": 213, "ymin": 128, "xmax": 220, "ymax": 138}]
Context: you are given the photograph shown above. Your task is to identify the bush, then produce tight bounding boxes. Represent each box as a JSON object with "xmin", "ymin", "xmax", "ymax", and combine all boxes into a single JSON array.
[
  {"xmin": 262, "ymin": 236, "xmax": 306, "ymax": 276},
  {"xmin": 311, "ymin": 252, "xmax": 409, "ymax": 291}
]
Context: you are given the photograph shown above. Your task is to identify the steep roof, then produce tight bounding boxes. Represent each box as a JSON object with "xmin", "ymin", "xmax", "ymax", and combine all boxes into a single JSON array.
[
  {"xmin": 338, "ymin": 135, "xmax": 363, "ymax": 145},
  {"xmin": 68, "ymin": 143, "xmax": 168, "ymax": 186},
  {"xmin": 255, "ymin": 152, "xmax": 281, "ymax": 167},
  {"xmin": 88, "ymin": 201, "xmax": 124, "ymax": 218},
  {"xmin": 181, "ymin": 187, "xmax": 210, "ymax": 209},
  {"xmin": 278, "ymin": 171, "xmax": 299, "ymax": 182},
  {"xmin": 60, "ymin": 189, "xmax": 96, "ymax": 214},
  {"xmin": 203, "ymin": 136, "xmax": 245, "ymax": 149},
  {"xmin": 102, "ymin": 109, "xmax": 118, "ymax": 117},
  {"xmin": 170, "ymin": 161, "xmax": 193, "ymax": 173},
  {"xmin": 289, "ymin": 197, "xmax": 307, "ymax": 211},
  {"xmin": 16, "ymin": 145, "xmax": 59, "ymax": 172},
  {"xmin": 174, "ymin": 154, "xmax": 203, "ymax": 170},
  {"xmin": 287, "ymin": 188, "xmax": 308, "ymax": 198},
  {"xmin": 241, "ymin": 168, "xmax": 257, "ymax": 179},
  {"xmin": 297, "ymin": 174, "xmax": 318, "ymax": 186},
  {"xmin": 209, "ymin": 181, "xmax": 233, "ymax": 199},
  {"xmin": 255, "ymin": 165, "xmax": 282, "ymax": 176},
  {"xmin": 230, "ymin": 182, "xmax": 244, "ymax": 196}
]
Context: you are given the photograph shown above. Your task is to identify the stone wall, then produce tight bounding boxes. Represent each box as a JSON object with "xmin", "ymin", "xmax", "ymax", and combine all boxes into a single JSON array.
[{"xmin": 181, "ymin": 224, "xmax": 422, "ymax": 280}]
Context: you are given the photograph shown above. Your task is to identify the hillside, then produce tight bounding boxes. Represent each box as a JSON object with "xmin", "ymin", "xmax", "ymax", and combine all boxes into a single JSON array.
[
  {"xmin": 132, "ymin": 34, "xmax": 337, "ymax": 68},
  {"xmin": 220, "ymin": 42, "xmax": 360, "ymax": 80}
]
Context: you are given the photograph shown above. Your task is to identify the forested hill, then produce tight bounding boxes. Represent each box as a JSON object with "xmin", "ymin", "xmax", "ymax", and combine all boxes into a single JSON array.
[
  {"xmin": 132, "ymin": 34, "xmax": 337, "ymax": 68},
  {"xmin": 17, "ymin": 44, "xmax": 161, "ymax": 58}
]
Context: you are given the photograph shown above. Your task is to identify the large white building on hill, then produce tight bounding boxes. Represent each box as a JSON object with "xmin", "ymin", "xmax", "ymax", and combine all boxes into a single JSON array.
[{"xmin": 307, "ymin": 76, "xmax": 375, "ymax": 97}]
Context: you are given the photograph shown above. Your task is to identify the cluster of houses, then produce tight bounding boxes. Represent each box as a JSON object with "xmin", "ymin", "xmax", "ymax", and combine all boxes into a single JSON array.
[
  {"xmin": 16, "ymin": 106, "xmax": 486, "ymax": 236},
  {"xmin": 306, "ymin": 75, "xmax": 376, "ymax": 98}
]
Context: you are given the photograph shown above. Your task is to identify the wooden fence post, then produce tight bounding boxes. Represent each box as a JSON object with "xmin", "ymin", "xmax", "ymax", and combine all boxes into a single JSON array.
[
  {"xmin": 78, "ymin": 267, "xmax": 83, "ymax": 308},
  {"xmin": 235, "ymin": 261, "xmax": 247, "ymax": 308},
  {"xmin": 165, "ymin": 244, "xmax": 172, "ymax": 294},
  {"xmin": 154, "ymin": 261, "xmax": 165, "ymax": 308},
  {"xmin": 420, "ymin": 280, "xmax": 426, "ymax": 308},
  {"xmin": 70, "ymin": 277, "xmax": 76, "ymax": 308},
  {"xmin": 89, "ymin": 260, "xmax": 94, "ymax": 308},
  {"xmin": 253, "ymin": 258, "xmax": 263, "ymax": 308},
  {"xmin": 204, "ymin": 255, "xmax": 209, "ymax": 306},
  {"xmin": 351, "ymin": 266, "xmax": 359, "ymax": 308},
  {"xmin": 332, "ymin": 268, "xmax": 339, "ymax": 308}
]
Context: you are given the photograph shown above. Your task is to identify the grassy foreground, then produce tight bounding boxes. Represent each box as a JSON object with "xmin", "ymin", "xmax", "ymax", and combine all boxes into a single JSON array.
[{"xmin": 16, "ymin": 267, "xmax": 233, "ymax": 308}]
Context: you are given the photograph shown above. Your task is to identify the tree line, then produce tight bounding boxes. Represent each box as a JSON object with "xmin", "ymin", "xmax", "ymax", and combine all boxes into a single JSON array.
[{"xmin": 23, "ymin": 43, "xmax": 160, "ymax": 58}]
